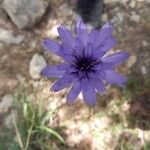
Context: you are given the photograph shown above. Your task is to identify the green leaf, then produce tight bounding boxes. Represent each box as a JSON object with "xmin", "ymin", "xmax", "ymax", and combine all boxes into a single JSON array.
[
  {"xmin": 23, "ymin": 102, "xmax": 28, "ymax": 119},
  {"xmin": 38, "ymin": 126, "xmax": 65, "ymax": 144}
]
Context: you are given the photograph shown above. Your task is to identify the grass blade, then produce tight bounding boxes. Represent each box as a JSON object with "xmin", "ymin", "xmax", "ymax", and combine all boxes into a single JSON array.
[{"xmin": 38, "ymin": 126, "xmax": 65, "ymax": 144}]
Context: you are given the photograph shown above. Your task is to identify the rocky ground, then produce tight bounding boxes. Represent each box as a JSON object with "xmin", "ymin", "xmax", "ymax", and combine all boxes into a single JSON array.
[{"xmin": 0, "ymin": 0, "xmax": 150, "ymax": 150}]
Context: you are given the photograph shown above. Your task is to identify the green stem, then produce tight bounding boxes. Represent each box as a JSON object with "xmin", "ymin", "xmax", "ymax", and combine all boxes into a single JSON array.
[
  {"xmin": 24, "ymin": 112, "xmax": 35, "ymax": 150},
  {"xmin": 12, "ymin": 111, "xmax": 24, "ymax": 150}
]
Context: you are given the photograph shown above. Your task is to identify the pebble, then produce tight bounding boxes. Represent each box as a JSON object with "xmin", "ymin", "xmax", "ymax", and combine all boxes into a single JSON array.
[
  {"xmin": 137, "ymin": 0, "xmax": 150, "ymax": 3},
  {"xmin": 91, "ymin": 117, "xmax": 111, "ymax": 130},
  {"xmin": 129, "ymin": 0, "xmax": 136, "ymax": 9},
  {"xmin": 102, "ymin": 13, "xmax": 108, "ymax": 22},
  {"xmin": 0, "ymin": 75, "xmax": 18, "ymax": 96},
  {"xmin": 111, "ymin": 12, "xmax": 124, "ymax": 26},
  {"xmin": 0, "ymin": 94, "xmax": 13, "ymax": 113},
  {"xmin": 127, "ymin": 55, "xmax": 137, "ymax": 68},
  {"xmin": 116, "ymin": 12, "xmax": 124, "ymax": 24},
  {"xmin": 59, "ymin": 3, "xmax": 73, "ymax": 17},
  {"xmin": 130, "ymin": 12, "xmax": 140, "ymax": 23},
  {"xmin": 92, "ymin": 132, "xmax": 113, "ymax": 150},
  {"xmin": 4, "ymin": 111, "xmax": 17, "ymax": 129},
  {"xmin": 144, "ymin": 131, "xmax": 150, "ymax": 142},
  {"xmin": 66, "ymin": 133, "xmax": 83, "ymax": 147},
  {"xmin": 121, "ymin": 0, "xmax": 129, "ymax": 4},
  {"xmin": 0, "ymin": 28, "xmax": 24, "ymax": 44},
  {"xmin": 121, "ymin": 102, "xmax": 130, "ymax": 112},
  {"xmin": 142, "ymin": 41, "xmax": 148, "ymax": 47},
  {"xmin": 3, "ymin": 0, "xmax": 48, "ymax": 29},
  {"xmin": 29, "ymin": 53, "xmax": 47, "ymax": 80},
  {"xmin": 141, "ymin": 66, "xmax": 147, "ymax": 75},
  {"xmin": 46, "ymin": 25, "xmax": 59, "ymax": 38}
]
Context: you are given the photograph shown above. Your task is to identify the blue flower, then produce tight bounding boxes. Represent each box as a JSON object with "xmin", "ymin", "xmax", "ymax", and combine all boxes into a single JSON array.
[{"xmin": 41, "ymin": 20, "xmax": 129, "ymax": 105}]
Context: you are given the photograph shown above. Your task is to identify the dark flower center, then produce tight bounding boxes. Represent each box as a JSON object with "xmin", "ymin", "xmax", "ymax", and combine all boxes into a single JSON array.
[{"xmin": 76, "ymin": 57, "xmax": 94, "ymax": 72}]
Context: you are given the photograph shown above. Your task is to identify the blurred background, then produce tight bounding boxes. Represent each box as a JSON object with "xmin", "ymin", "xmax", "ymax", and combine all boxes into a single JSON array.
[{"xmin": 0, "ymin": 0, "xmax": 150, "ymax": 149}]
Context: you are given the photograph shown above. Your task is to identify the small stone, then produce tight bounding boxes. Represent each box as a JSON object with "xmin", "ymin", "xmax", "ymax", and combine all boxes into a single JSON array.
[
  {"xmin": 5, "ymin": 111, "xmax": 17, "ymax": 129},
  {"xmin": 111, "ymin": 12, "xmax": 124, "ymax": 26},
  {"xmin": 137, "ymin": 0, "xmax": 149, "ymax": 2},
  {"xmin": 116, "ymin": 12, "xmax": 124, "ymax": 24},
  {"xmin": 0, "ymin": 28, "xmax": 24, "ymax": 44},
  {"xmin": 142, "ymin": 41, "xmax": 148, "ymax": 47},
  {"xmin": 31, "ymin": 40, "xmax": 38, "ymax": 49},
  {"xmin": 46, "ymin": 25, "xmax": 59, "ymax": 38},
  {"xmin": 0, "ymin": 94, "xmax": 13, "ymax": 113},
  {"xmin": 121, "ymin": 0, "xmax": 129, "ymax": 4},
  {"xmin": 92, "ymin": 131, "xmax": 113, "ymax": 150},
  {"xmin": 127, "ymin": 55, "xmax": 137, "ymax": 68},
  {"xmin": 144, "ymin": 131, "xmax": 150, "ymax": 142},
  {"xmin": 3, "ymin": 0, "xmax": 48, "ymax": 29},
  {"xmin": 79, "ymin": 123, "xmax": 90, "ymax": 135},
  {"xmin": 0, "ymin": 75, "xmax": 18, "ymax": 96},
  {"xmin": 59, "ymin": 3, "xmax": 73, "ymax": 17},
  {"xmin": 91, "ymin": 117, "xmax": 111, "ymax": 130},
  {"xmin": 29, "ymin": 53, "xmax": 47, "ymax": 80},
  {"xmin": 138, "ymin": 129, "xmax": 145, "ymax": 145},
  {"xmin": 1, "ymin": 54, "xmax": 8, "ymax": 64},
  {"xmin": 102, "ymin": 14, "xmax": 108, "ymax": 22},
  {"xmin": 130, "ymin": 12, "xmax": 140, "ymax": 23},
  {"xmin": 122, "ymin": 102, "xmax": 130, "ymax": 111},
  {"xmin": 66, "ymin": 134, "xmax": 82, "ymax": 147},
  {"xmin": 129, "ymin": 0, "xmax": 136, "ymax": 9},
  {"xmin": 141, "ymin": 66, "xmax": 147, "ymax": 75}
]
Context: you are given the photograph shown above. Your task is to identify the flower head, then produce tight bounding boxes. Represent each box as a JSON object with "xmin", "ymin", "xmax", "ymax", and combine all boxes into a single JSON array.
[{"xmin": 41, "ymin": 20, "xmax": 129, "ymax": 105}]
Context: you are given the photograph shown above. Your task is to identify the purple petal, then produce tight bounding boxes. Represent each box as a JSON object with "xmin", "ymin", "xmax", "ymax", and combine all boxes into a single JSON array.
[
  {"xmin": 93, "ymin": 37, "xmax": 116, "ymax": 59},
  {"xmin": 57, "ymin": 26, "xmax": 74, "ymax": 48},
  {"xmin": 73, "ymin": 37, "xmax": 84, "ymax": 56},
  {"xmin": 94, "ymin": 22, "xmax": 114, "ymax": 48},
  {"xmin": 93, "ymin": 63, "xmax": 113, "ymax": 71},
  {"xmin": 103, "ymin": 70, "xmax": 128, "ymax": 87},
  {"xmin": 64, "ymin": 66, "xmax": 78, "ymax": 78},
  {"xmin": 59, "ymin": 44, "xmax": 73, "ymax": 55},
  {"xmin": 96, "ymin": 68, "xmax": 107, "ymax": 79},
  {"xmin": 51, "ymin": 75, "xmax": 73, "ymax": 92},
  {"xmin": 42, "ymin": 38, "xmax": 59, "ymax": 55},
  {"xmin": 88, "ymin": 69, "xmax": 106, "ymax": 80},
  {"xmin": 63, "ymin": 55, "xmax": 75, "ymax": 64},
  {"xmin": 66, "ymin": 65, "xmax": 78, "ymax": 74},
  {"xmin": 82, "ymin": 78, "xmax": 96, "ymax": 105},
  {"xmin": 84, "ymin": 43, "xmax": 93, "ymax": 57},
  {"xmin": 102, "ymin": 52, "xmax": 129, "ymax": 66},
  {"xmin": 88, "ymin": 29, "xmax": 99, "ymax": 44},
  {"xmin": 41, "ymin": 65, "xmax": 65, "ymax": 78},
  {"xmin": 57, "ymin": 63, "xmax": 70, "ymax": 70},
  {"xmin": 67, "ymin": 80, "xmax": 82, "ymax": 104},
  {"xmin": 76, "ymin": 20, "xmax": 88, "ymax": 47},
  {"xmin": 100, "ymin": 37, "xmax": 116, "ymax": 52},
  {"xmin": 102, "ymin": 22, "xmax": 113, "ymax": 29},
  {"xmin": 92, "ymin": 48, "xmax": 106, "ymax": 60},
  {"xmin": 90, "ymin": 78, "xmax": 106, "ymax": 95},
  {"xmin": 59, "ymin": 45, "xmax": 74, "ymax": 63}
]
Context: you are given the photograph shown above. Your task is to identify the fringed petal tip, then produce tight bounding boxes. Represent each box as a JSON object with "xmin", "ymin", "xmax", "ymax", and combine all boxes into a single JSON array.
[
  {"xmin": 41, "ymin": 65, "xmax": 65, "ymax": 78},
  {"xmin": 41, "ymin": 38, "xmax": 59, "ymax": 54},
  {"xmin": 102, "ymin": 51, "xmax": 130, "ymax": 66},
  {"xmin": 102, "ymin": 22, "xmax": 114, "ymax": 30},
  {"xmin": 41, "ymin": 38, "xmax": 50, "ymax": 47},
  {"xmin": 66, "ymin": 81, "xmax": 81, "ymax": 104}
]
